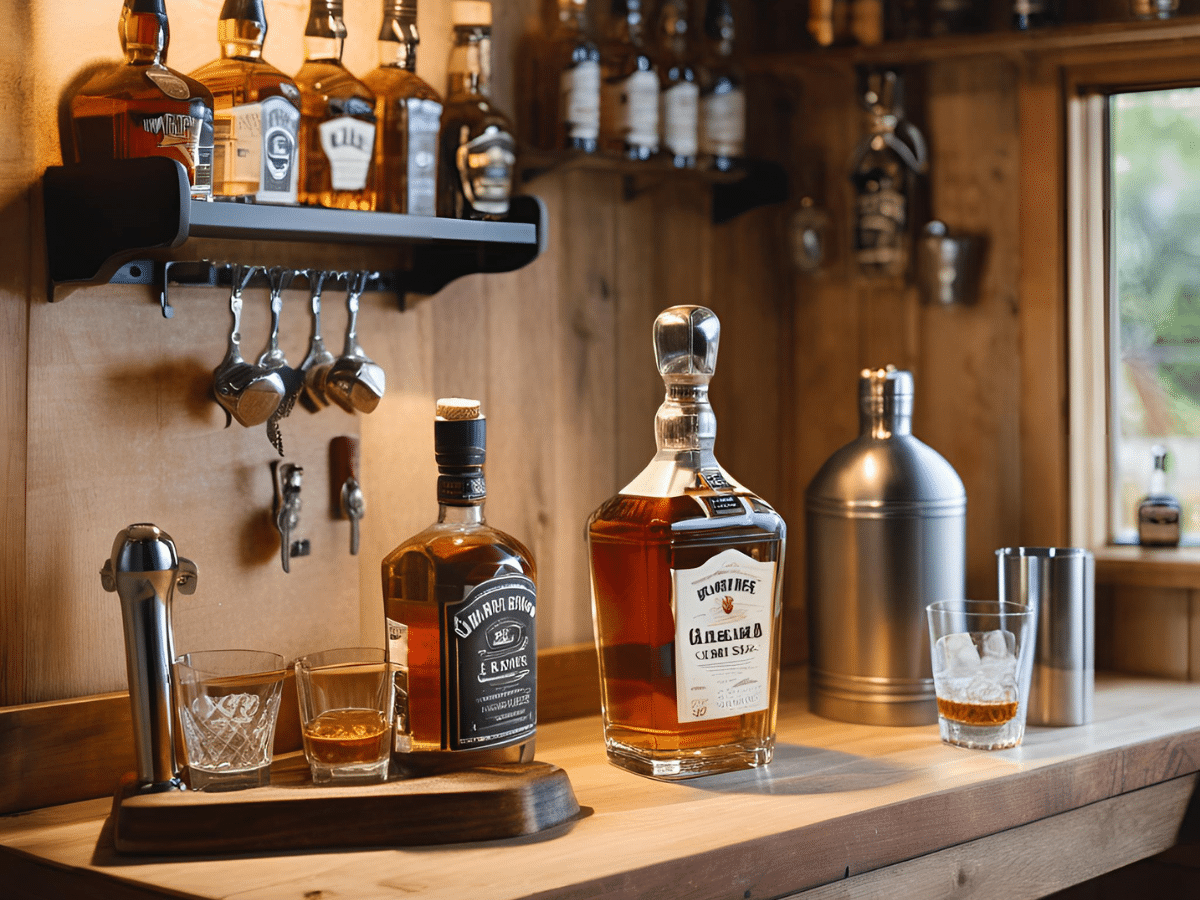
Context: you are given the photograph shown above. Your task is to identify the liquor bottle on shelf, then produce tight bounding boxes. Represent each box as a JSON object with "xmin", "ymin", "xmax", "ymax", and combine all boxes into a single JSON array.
[
  {"xmin": 1012, "ymin": 0, "xmax": 1058, "ymax": 29},
  {"xmin": 849, "ymin": 70, "xmax": 927, "ymax": 278},
  {"xmin": 808, "ymin": 0, "xmax": 852, "ymax": 47},
  {"xmin": 438, "ymin": 0, "xmax": 517, "ymax": 220},
  {"xmin": 69, "ymin": 0, "xmax": 215, "ymax": 200},
  {"xmin": 656, "ymin": 0, "xmax": 698, "ymax": 169},
  {"xmin": 850, "ymin": 0, "xmax": 884, "ymax": 46},
  {"xmin": 599, "ymin": 0, "xmax": 659, "ymax": 161},
  {"xmin": 362, "ymin": 0, "xmax": 442, "ymax": 215},
  {"xmin": 587, "ymin": 306, "xmax": 787, "ymax": 781},
  {"xmin": 381, "ymin": 399, "xmax": 537, "ymax": 776},
  {"xmin": 1138, "ymin": 445, "xmax": 1182, "ymax": 547},
  {"xmin": 294, "ymin": 0, "xmax": 377, "ymax": 210},
  {"xmin": 697, "ymin": 0, "xmax": 745, "ymax": 172},
  {"xmin": 191, "ymin": 0, "xmax": 300, "ymax": 204},
  {"xmin": 530, "ymin": 0, "xmax": 601, "ymax": 153},
  {"xmin": 1131, "ymin": 0, "xmax": 1178, "ymax": 19}
]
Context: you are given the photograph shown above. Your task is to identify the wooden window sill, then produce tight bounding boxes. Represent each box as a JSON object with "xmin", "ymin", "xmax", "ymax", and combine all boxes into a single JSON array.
[
  {"xmin": 2, "ymin": 670, "xmax": 1198, "ymax": 899},
  {"xmin": 1095, "ymin": 545, "xmax": 1200, "ymax": 589}
]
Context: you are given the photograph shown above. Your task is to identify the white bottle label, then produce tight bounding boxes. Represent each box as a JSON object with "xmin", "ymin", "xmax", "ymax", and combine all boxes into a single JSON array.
[
  {"xmin": 560, "ymin": 59, "xmax": 601, "ymax": 141},
  {"xmin": 385, "ymin": 618, "xmax": 411, "ymax": 752},
  {"xmin": 673, "ymin": 548, "xmax": 776, "ymax": 723},
  {"xmin": 405, "ymin": 98, "xmax": 442, "ymax": 216},
  {"xmin": 700, "ymin": 86, "xmax": 745, "ymax": 158},
  {"xmin": 602, "ymin": 69, "xmax": 660, "ymax": 151},
  {"xmin": 661, "ymin": 81, "xmax": 699, "ymax": 157},
  {"xmin": 319, "ymin": 116, "xmax": 375, "ymax": 190},
  {"xmin": 258, "ymin": 96, "xmax": 300, "ymax": 204}
]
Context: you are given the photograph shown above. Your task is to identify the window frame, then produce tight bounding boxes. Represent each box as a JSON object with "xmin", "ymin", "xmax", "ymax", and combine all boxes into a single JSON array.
[{"xmin": 1066, "ymin": 55, "xmax": 1200, "ymax": 568}]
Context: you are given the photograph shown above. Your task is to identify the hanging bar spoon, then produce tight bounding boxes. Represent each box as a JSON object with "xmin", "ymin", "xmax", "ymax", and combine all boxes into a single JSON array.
[
  {"xmin": 297, "ymin": 269, "xmax": 337, "ymax": 413},
  {"xmin": 325, "ymin": 271, "xmax": 386, "ymax": 415},
  {"xmin": 211, "ymin": 264, "xmax": 285, "ymax": 428}
]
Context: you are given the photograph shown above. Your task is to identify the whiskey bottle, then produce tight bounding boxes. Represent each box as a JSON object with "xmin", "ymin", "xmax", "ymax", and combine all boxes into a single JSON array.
[
  {"xmin": 697, "ymin": 0, "xmax": 745, "ymax": 173},
  {"xmin": 656, "ymin": 0, "xmax": 698, "ymax": 169},
  {"xmin": 531, "ymin": 0, "xmax": 601, "ymax": 153},
  {"xmin": 438, "ymin": 1, "xmax": 517, "ymax": 220},
  {"xmin": 587, "ymin": 307, "xmax": 787, "ymax": 780},
  {"xmin": 599, "ymin": 0, "xmax": 659, "ymax": 161},
  {"xmin": 363, "ymin": 0, "xmax": 443, "ymax": 215},
  {"xmin": 70, "ymin": 0, "xmax": 215, "ymax": 200},
  {"xmin": 191, "ymin": 0, "xmax": 301, "ymax": 204},
  {"xmin": 381, "ymin": 399, "xmax": 537, "ymax": 776},
  {"xmin": 294, "ymin": 0, "xmax": 377, "ymax": 210},
  {"xmin": 1138, "ymin": 445, "xmax": 1182, "ymax": 547}
]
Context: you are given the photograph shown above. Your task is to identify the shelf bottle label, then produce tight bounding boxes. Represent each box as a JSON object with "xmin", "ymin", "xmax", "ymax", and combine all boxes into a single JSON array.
[
  {"xmin": 319, "ymin": 116, "xmax": 376, "ymax": 190},
  {"xmin": 602, "ymin": 70, "xmax": 660, "ymax": 151},
  {"xmin": 444, "ymin": 574, "xmax": 537, "ymax": 750},
  {"xmin": 456, "ymin": 125, "xmax": 516, "ymax": 216},
  {"xmin": 560, "ymin": 59, "xmax": 601, "ymax": 142},
  {"xmin": 699, "ymin": 85, "xmax": 745, "ymax": 158},
  {"xmin": 405, "ymin": 98, "xmax": 443, "ymax": 216},
  {"xmin": 661, "ymin": 81, "xmax": 699, "ymax": 158},
  {"xmin": 673, "ymin": 548, "xmax": 776, "ymax": 723}
]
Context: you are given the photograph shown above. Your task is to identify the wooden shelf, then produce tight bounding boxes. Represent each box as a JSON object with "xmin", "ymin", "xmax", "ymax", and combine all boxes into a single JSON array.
[
  {"xmin": 41, "ymin": 158, "xmax": 546, "ymax": 312},
  {"xmin": 754, "ymin": 15, "xmax": 1200, "ymax": 70},
  {"xmin": 3, "ymin": 670, "xmax": 1200, "ymax": 899}
]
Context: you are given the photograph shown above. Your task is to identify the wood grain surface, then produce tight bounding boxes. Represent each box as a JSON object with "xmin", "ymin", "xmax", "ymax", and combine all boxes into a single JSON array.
[{"xmin": 2, "ymin": 672, "xmax": 1199, "ymax": 900}]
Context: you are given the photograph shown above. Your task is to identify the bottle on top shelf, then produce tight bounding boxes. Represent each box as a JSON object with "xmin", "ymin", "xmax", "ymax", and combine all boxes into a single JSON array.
[
  {"xmin": 530, "ymin": 0, "xmax": 601, "ymax": 153},
  {"xmin": 294, "ymin": 0, "xmax": 377, "ymax": 210},
  {"xmin": 697, "ymin": 0, "xmax": 745, "ymax": 172},
  {"xmin": 362, "ymin": 0, "xmax": 442, "ymax": 215},
  {"xmin": 381, "ymin": 399, "xmax": 537, "ymax": 776},
  {"xmin": 438, "ymin": 0, "xmax": 517, "ymax": 220},
  {"xmin": 191, "ymin": 0, "xmax": 301, "ymax": 204},
  {"xmin": 70, "ymin": 0, "xmax": 215, "ymax": 200},
  {"xmin": 599, "ymin": 0, "xmax": 660, "ymax": 162},
  {"xmin": 1012, "ymin": 0, "xmax": 1058, "ymax": 29},
  {"xmin": 656, "ymin": 0, "xmax": 698, "ymax": 169}
]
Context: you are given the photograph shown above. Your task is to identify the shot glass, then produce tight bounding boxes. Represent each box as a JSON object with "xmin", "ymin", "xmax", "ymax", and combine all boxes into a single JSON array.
[
  {"xmin": 926, "ymin": 600, "xmax": 1036, "ymax": 750},
  {"xmin": 294, "ymin": 648, "xmax": 396, "ymax": 784},
  {"xmin": 174, "ymin": 650, "xmax": 287, "ymax": 791}
]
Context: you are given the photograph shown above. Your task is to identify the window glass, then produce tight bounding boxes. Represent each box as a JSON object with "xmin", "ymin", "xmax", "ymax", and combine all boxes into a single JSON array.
[{"xmin": 1110, "ymin": 87, "xmax": 1200, "ymax": 544}]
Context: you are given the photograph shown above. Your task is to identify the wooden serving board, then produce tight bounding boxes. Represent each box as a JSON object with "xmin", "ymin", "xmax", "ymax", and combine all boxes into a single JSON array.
[{"xmin": 110, "ymin": 757, "xmax": 582, "ymax": 855}]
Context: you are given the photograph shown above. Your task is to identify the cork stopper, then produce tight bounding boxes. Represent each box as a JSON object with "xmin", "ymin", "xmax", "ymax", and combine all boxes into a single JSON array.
[
  {"xmin": 452, "ymin": 0, "xmax": 492, "ymax": 27},
  {"xmin": 653, "ymin": 306, "xmax": 720, "ymax": 387},
  {"xmin": 435, "ymin": 398, "xmax": 486, "ymax": 469},
  {"xmin": 436, "ymin": 398, "xmax": 481, "ymax": 420}
]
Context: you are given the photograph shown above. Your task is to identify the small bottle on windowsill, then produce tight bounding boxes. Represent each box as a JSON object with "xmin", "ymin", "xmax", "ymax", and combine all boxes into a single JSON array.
[{"xmin": 1138, "ymin": 445, "xmax": 1181, "ymax": 547}]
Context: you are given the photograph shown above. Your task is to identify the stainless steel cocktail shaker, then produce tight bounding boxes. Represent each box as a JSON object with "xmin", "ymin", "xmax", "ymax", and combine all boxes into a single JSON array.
[{"xmin": 805, "ymin": 367, "xmax": 966, "ymax": 726}]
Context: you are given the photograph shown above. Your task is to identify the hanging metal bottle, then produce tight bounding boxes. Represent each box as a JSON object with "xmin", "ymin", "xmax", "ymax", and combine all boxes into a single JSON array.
[{"xmin": 805, "ymin": 367, "xmax": 965, "ymax": 726}]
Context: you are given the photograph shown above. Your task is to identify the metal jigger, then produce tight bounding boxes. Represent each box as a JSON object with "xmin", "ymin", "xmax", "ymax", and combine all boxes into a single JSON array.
[{"xmin": 100, "ymin": 524, "xmax": 198, "ymax": 793}]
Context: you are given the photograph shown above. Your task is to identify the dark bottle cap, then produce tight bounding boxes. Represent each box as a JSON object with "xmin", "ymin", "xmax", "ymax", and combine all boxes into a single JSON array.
[{"xmin": 435, "ymin": 398, "xmax": 487, "ymax": 468}]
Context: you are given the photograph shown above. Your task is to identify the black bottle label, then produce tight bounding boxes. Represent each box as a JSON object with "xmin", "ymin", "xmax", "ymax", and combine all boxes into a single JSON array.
[{"xmin": 443, "ymin": 573, "xmax": 537, "ymax": 750}]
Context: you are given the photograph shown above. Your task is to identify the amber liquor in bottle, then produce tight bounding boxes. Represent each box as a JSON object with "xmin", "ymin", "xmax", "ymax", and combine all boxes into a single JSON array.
[
  {"xmin": 191, "ymin": 0, "xmax": 300, "ymax": 204},
  {"xmin": 363, "ymin": 0, "xmax": 443, "ymax": 215},
  {"xmin": 381, "ymin": 399, "xmax": 537, "ymax": 776},
  {"xmin": 599, "ymin": 0, "xmax": 659, "ymax": 161},
  {"xmin": 587, "ymin": 307, "xmax": 787, "ymax": 780},
  {"xmin": 530, "ymin": 0, "xmax": 601, "ymax": 153},
  {"xmin": 438, "ymin": 1, "xmax": 517, "ymax": 219},
  {"xmin": 656, "ymin": 0, "xmax": 698, "ymax": 169},
  {"xmin": 70, "ymin": 0, "xmax": 215, "ymax": 199},
  {"xmin": 295, "ymin": 0, "xmax": 377, "ymax": 210}
]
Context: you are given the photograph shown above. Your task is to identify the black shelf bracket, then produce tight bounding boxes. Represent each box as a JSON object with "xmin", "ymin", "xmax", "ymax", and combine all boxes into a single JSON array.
[{"xmin": 42, "ymin": 159, "xmax": 546, "ymax": 311}]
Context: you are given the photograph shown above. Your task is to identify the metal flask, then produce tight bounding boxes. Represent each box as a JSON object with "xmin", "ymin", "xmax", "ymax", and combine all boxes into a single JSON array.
[{"xmin": 805, "ymin": 367, "xmax": 966, "ymax": 726}]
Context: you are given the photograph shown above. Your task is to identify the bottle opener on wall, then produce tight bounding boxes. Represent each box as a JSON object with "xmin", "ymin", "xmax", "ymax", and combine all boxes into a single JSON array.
[{"xmin": 272, "ymin": 460, "xmax": 308, "ymax": 573}]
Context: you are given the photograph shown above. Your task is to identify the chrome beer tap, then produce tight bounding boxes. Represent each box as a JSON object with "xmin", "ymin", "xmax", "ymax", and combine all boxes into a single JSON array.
[{"xmin": 100, "ymin": 524, "xmax": 198, "ymax": 792}]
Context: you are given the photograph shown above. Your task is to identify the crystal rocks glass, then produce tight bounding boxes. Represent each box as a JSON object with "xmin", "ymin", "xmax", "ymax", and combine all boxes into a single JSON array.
[
  {"xmin": 926, "ymin": 600, "xmax": 1036, "ymax": 750},
  {"xmin": 174, "ymin": 650, "xmax": 287, "ymax": 790}
]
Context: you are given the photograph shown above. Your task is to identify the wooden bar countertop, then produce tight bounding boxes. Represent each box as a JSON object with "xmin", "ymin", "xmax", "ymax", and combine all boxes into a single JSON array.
[{"xmin": 2, "ymin": 670, "xmax": 1199, "ymax": 900}]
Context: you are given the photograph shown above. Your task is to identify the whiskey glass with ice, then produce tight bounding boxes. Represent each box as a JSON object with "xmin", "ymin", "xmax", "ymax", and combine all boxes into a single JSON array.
[{"xmin": 926, "ymin": 600, "xmax": 1036, "ymax": 750}]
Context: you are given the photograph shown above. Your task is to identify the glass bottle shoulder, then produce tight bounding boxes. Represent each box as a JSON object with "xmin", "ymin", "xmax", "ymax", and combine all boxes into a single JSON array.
[
  {"xmin": 74, "ymin": 62, "xmax": 209, "ymax": 106},
  {"xmin": 191, "ymin": 57, "xmax": 298, "ymax": 109},
  {"xmin": 382, "ymin": 518, "xmax": 536, "ymax": 605},
  {"xmin": 295, "ymin": 60, "xmax": 375, "ymax": 113},
  {"xmin": 362, "ymin": 66, "xmax": 442, "ymax": 105},
  {"xmin": 442, "ymin": 94, "xmax": 512, "ymax": 134},
  {"xmin": 588, "ymin": 488, "xmax": 784, "ymax": 546}
]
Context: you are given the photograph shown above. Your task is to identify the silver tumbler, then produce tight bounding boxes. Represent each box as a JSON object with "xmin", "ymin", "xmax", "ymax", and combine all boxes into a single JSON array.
[
  {"xmin": 997, "ymin": 546, "xmax": 1094, "ymax": 727},
  {"xmin": 806, "ymin": 367, "xmax": 967, "ymax": 726}
]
